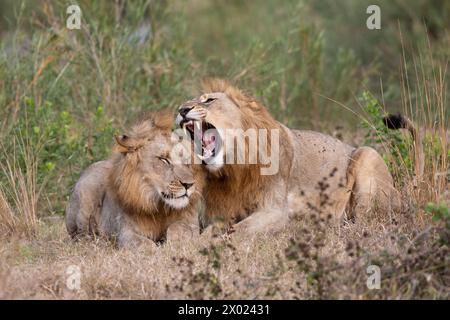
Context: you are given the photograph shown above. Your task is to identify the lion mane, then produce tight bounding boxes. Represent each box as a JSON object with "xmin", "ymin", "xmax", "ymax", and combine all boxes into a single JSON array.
[
  {"xmin": 200, "ymin": 79, "xmax": 293, "ymax": 225},
  {"xmin": 177, "ymin": 79, "xmax": 400, "ymax": 234},
  {"xmin": 66, "ymin": 111, "xmax": 204, "ymax": 247}
]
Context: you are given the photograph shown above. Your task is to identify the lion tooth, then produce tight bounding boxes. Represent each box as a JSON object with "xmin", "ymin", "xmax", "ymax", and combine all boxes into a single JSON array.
[
  {"xmin": 194, "ymin": 121, "xmax": 202, "ymax": 133},
  {"xmin": 182, "ymin": 125, "xmax": 188, "ymax": 136}
]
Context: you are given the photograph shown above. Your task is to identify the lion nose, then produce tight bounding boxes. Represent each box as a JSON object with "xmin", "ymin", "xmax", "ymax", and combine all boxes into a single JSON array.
[
  {"xmin": 179, "ymin": 106, "xmax": 194, "ymax": 117},
  {"xmin": 181, "ymin": 182, "xmax": 193, "ymax": 190}
]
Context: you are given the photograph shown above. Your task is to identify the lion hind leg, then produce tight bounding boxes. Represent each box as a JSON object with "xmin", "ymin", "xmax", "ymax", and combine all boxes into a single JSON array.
[
  {"xmin": 347, "ymin": 147, "xmax": 400, "ymax": 219},
  {"xmin": 66, "ymin": 160, "xmax": 112, "ymax": 238}
]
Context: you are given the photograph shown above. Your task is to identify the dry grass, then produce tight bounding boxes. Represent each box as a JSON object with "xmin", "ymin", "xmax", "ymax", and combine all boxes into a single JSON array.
[
  {"xmin": 0, "ymin": 1, "xmax": 448, "ymax": 300},
  {"xmin": 0, "ymin": 88, "xmax": 448, "ymax": 299},
  {"xmin": 0, "ymin": 136, "xmax": 41, "ymax": 239},
  {"xmin": 0, "ymin": 190, "xmax": 448, "ymax": 299},
  {"xmin": 0, "ymin": 69, "xmax": 448, "ymax": 300}
]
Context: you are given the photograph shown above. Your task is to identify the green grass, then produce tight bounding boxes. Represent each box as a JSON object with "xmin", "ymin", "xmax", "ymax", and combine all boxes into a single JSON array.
[{"xmin": 0, "ymin": 0, "xmax": 448, "ymax": 299}]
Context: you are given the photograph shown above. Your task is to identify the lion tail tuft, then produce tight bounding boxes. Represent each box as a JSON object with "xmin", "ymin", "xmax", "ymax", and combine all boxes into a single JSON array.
[
  {"xmin": 383, "ymin": 113, "xmax": 424, "ymax": 178},
  {"xmin": 383, "ymin": 113, "xmax": 409, "ymax": 130}
]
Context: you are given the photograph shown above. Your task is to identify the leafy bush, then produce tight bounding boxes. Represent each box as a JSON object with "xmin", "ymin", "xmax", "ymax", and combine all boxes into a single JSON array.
[
  {"xmin": 0, "ymin": 96, "xmax": 115, "ymax": 217},
  {"xmin": 425, "ymin": 202, "xmax": 450, "ymax": 232},
  {"xmin": 359, "ymin": 91, "xmax": 413, "ymax": 179}
]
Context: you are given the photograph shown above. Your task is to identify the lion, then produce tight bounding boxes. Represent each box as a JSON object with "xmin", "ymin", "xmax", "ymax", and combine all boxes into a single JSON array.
[
  {"xmin": 176, "ymin": 79, "xmax": 402, "ymax": 234},
  {"xmin": 66, "ymin": 111, "xmax": 205, "ymax": 248}
]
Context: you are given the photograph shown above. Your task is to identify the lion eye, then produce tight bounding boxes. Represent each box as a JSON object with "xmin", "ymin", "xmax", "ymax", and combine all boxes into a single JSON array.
[
  {"xmin": 200, "ymin": 96, "xmax": 217, "ymax": 104},
  {"xmin": 204, "ymin": 98, "xmax": 216, "ymax": 104},
  {"xmin": 158, "ymin": 157, "xmax": 171, "ymax": 165}
]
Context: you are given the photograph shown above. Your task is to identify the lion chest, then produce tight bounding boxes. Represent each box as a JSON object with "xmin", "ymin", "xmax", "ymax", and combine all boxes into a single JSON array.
[{"xmin": 204, "ymin": 177, "xmax": 261, "ymax": 222}]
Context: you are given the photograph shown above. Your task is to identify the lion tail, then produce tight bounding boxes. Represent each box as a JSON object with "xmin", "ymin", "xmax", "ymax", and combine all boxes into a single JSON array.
[{"xmin": 382, "ymin": 114, "xmax": 424, "ymax": 178}]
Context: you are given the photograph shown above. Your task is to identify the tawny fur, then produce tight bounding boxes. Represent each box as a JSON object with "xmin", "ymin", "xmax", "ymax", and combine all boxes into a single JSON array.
[
  {"xmin": 178, "ymin": 79, "xmax": 401, "ymax": 234},
  {"xmin": 66, "ymin": 111, "xmax": 204, "ymax": 248},
  {"xmin": 200, "ymin": 79, "xmax": 293, "ymax": 226}
]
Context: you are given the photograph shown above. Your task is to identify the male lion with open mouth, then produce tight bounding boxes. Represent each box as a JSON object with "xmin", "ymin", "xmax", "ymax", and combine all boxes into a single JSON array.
[{"xmin": 176, "ymin": 79, "xmax": 401, "ymax": 234}]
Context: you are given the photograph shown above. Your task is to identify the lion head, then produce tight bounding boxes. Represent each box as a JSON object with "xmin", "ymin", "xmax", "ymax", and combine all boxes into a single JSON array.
[
  {"xmin": 109, "ymin": 111, "xmax": 203, "ymax": 215},
  {"xmin": 176, "ymin": 78, "xmax": 281, "ymax": 174}
]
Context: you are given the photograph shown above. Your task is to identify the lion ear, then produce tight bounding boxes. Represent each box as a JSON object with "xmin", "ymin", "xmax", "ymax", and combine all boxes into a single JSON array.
[
  {"xmin": 114, "ymin": 135, "xmax": 139, "ymax": 153},
  {"xmin": 149, "ymin": 110, "xmax": 174, "ymax": 131}
]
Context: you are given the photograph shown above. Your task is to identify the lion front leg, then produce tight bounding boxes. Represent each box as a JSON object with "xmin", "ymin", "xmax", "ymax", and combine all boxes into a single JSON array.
[
  {"xmin": 230, "ymin": 208, "xmax": 289, "ymax": 235},
  {"xmin": 116, "ymin": 219, "xmax": 160, "ymax": 249},
  {"xmin": 167, "ymin": 213, "xmax": 200, "ymax": 242}
]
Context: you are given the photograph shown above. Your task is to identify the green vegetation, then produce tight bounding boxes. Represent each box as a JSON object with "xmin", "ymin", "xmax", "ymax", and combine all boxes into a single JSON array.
[
  {"xmin": 0, "ymin": 0, "xmax": 448, "ymax": 221},
  {"xmin": 0, "ymin": 0, "xmax": 448, "ymax": 299}
]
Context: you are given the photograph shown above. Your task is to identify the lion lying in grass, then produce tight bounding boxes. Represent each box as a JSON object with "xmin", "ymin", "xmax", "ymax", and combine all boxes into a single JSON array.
[
  {"xmin": 176, "ymin": 79, "xmax": 402, "ymax": 234},
  {"xmin": 66, "ymin": 111, "xmax": 204, "ymax": 248}
]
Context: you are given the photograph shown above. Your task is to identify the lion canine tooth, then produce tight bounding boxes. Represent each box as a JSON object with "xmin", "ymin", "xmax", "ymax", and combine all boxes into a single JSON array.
[{"xmin": 194, "ymin": 121, "xmax": 202, "ymax": 133}]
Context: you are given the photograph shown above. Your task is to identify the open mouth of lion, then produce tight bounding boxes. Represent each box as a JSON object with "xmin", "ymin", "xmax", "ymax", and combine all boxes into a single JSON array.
[{"xmin": 181, "ymin": 120, "xmax": 220, "ymax": 162}]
